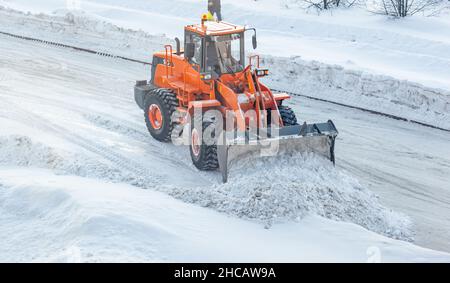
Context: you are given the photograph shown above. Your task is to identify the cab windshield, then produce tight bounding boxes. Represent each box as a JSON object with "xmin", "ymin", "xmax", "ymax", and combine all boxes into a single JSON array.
[{"xmin": 205, "ymin": 33, "xmax": 244, "ymax": 76}]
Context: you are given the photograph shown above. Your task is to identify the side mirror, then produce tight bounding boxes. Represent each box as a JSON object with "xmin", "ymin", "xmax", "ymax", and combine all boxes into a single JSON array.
[
  {"xmin": 175, "ymin": 37, "xmax": 181, "ymax": 55},
  {"xmin": 185, "ymin": 43, "xmax": 195, "ymax": 59},
  {"xmin": 252, "ymin": 34, "xmax": 257, "ymax": 50}
]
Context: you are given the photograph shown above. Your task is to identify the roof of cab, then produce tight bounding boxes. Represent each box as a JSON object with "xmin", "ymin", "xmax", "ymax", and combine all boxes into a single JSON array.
[{"xmin": 185, "ymin": 21, "xmax": 245, "ymax": 36}]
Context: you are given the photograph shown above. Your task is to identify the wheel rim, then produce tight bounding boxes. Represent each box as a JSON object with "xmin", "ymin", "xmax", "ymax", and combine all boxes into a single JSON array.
[
  {"xmin": 191, "ymin": 128, "xmax": 201, "ymax": 157},
  {"xmin": 148, "ymin": 104, "xmax": 163, "ymax": 130}
]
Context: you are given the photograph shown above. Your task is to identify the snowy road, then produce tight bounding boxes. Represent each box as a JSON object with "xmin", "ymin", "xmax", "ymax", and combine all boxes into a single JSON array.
[{"xmin": 0, "ymin": 33, "xmax": 449, "ymax": 261}]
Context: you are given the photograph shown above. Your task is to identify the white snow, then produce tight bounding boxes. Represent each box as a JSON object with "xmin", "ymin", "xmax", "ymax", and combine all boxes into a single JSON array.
[
  {"xmin": 2, "ymin": 168, "xmax": 448, "ymax": 263},
  {"xmin": 1, "ymin": 1, "xmax": 450, "ymax": 262}
]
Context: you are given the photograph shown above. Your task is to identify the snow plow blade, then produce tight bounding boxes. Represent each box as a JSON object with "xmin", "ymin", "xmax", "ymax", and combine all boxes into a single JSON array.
[{"xmin": 217, "ymin": 120, "xmax": 338, "ymax": 183}]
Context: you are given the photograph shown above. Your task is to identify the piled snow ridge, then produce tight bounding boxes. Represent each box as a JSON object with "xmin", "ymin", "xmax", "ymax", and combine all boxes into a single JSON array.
[
  {"xmin": 0, "ymin": 134, "xmax": 413, "ymax": 241},
  {"xmin": 0, "ymin": 6, "xmax": 172, "ymax": 60},
  {"xmin": 0, "ymin": 179, "xmax": 167, "ymax": 263},
  {"xmin": 0, "ymin": 135, "xmax": 140, "ymax": 185},
  {"xmin": 164, "ymin": 153, "xmax": 413, "ymax": 241},
  {"xmin": 0, "ymin": 182, "xmax": 85, "ymax": 262},
  {"xmin": 264, "ymin": 56, "xmax": 450, "ymax": 130}
]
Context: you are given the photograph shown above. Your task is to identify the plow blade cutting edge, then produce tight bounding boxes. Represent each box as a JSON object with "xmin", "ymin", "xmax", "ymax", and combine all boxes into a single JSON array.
[{"xmin": 217, "ymin": 120, "xmax": 338, "ymax": 183}]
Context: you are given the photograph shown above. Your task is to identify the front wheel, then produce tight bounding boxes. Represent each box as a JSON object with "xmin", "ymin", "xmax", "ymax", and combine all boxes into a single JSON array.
[
  {"xmin": 279, "ymin": 105, "xmax": 299, "ymax": 126},
  {"xmin": 189, "ymin": 115, "xmax": 219, "ymax": 171}
]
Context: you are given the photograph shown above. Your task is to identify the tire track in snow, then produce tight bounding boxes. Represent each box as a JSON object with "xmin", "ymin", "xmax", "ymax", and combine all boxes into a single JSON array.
[
  {"xmin": 0, "ymin": 98, "xmax": 167, "ymax": 188},
  {"xmin": 0, "ymin": 90, "xmax": 211, "ymax": 180}
]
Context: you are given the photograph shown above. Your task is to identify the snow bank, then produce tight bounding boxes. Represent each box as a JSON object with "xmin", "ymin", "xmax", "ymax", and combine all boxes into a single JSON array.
[
  {"xmin": 0, "ymin": 6, "xmax": 172, "ymax": 60},
  {"xmin": 0, "ymin": 174, "xmax": 177, "ymax": 262},
  {"xmin": 165, "ymin": 152, "xmax": 413, "ymax": 241},
  {"xmin": 0, "ymin": 135, "xmax": 136, "ymax": 184},
  {"xmin": 0, "ymin": 180, "xmax": 85, "ymax": 262},
  {"xmin": 0, "ymin": 134, "xmax": 413, "ymax": 241},
  {"xmin": 264, "ymin": 56, "xmax": 450, "ymax": 130}
]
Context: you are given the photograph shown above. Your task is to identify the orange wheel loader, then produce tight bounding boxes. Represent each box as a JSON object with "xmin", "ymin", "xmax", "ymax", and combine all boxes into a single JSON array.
[{"xmin": 134, "ymin": 18, "xmax": 338, "ymax": 183}]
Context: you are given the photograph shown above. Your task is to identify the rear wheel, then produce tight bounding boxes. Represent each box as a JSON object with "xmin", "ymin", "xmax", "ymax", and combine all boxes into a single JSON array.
[
  {"xmin": 144, "ymin": 88, "xmax": 178, "ymax": 142},
  {"xmin": 189, "ymin": 115, "xmax": 219, "ymax": 171},
  {"xmin": 279, "ymin": 105, "xmax": 298, "ymax": 126}
]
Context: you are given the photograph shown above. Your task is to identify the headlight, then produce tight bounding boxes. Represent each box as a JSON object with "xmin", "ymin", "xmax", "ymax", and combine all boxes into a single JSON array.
[
  {"xmin": 255, "ymin": 68, "xmax": 269, "ymax": 77},
  {"xmin": 200, "ymin": 73, "xmax": 213, "ymax": 81}
]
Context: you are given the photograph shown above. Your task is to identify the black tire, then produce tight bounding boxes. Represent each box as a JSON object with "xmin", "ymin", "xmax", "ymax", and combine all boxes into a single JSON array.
[
  {"xmin": 279, "ymin": 105, "xmax": 298, "ymax": 126},
  {"xmin": 144, "ymin": 88, "xmax": 179, "ymax": 142},
  {"xmin": 189, "ymin": 115, "xmax": 219, "ymax": 171}
]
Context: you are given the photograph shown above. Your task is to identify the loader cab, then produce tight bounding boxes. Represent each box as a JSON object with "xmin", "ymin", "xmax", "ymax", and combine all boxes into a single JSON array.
[{"xmin": 184, "ymin": 21, "xmax": 254, "ymax": 78}]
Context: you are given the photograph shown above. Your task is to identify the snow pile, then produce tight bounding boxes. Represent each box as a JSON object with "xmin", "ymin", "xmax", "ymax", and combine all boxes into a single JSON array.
[
  {"xmin": 164, "ymin": 153, "xmax": 413, "ymax": 241},
  {"xmin": 0, "ymin": 134, "xmax": 413, "ymax": 241},
  {"xmin": 264, "ymin": 56, "xmax": 450, "ymax": 130},
  {"xmin": 0, "ymin": 135, "xmax": 137, "ymax": 185},
  {"xmin": 0, "ymin": 181, "xmax": 85, "ymax": 262},
  {"xmin": 0, "ymin": 178, "xmax": 172, "ymax": 263},
  {"xmin": 0, "ymin": 6, "xmax": 172, "ymax": 60},
  {"xmin": 0, "ymin": 135, "xmax": 67, "ymax": 168}
]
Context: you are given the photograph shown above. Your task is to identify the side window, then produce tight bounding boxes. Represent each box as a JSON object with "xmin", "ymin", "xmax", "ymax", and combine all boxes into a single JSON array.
[{"xmin": 186, "ymin": 33, "xmax": 203, "ymax": 67}]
